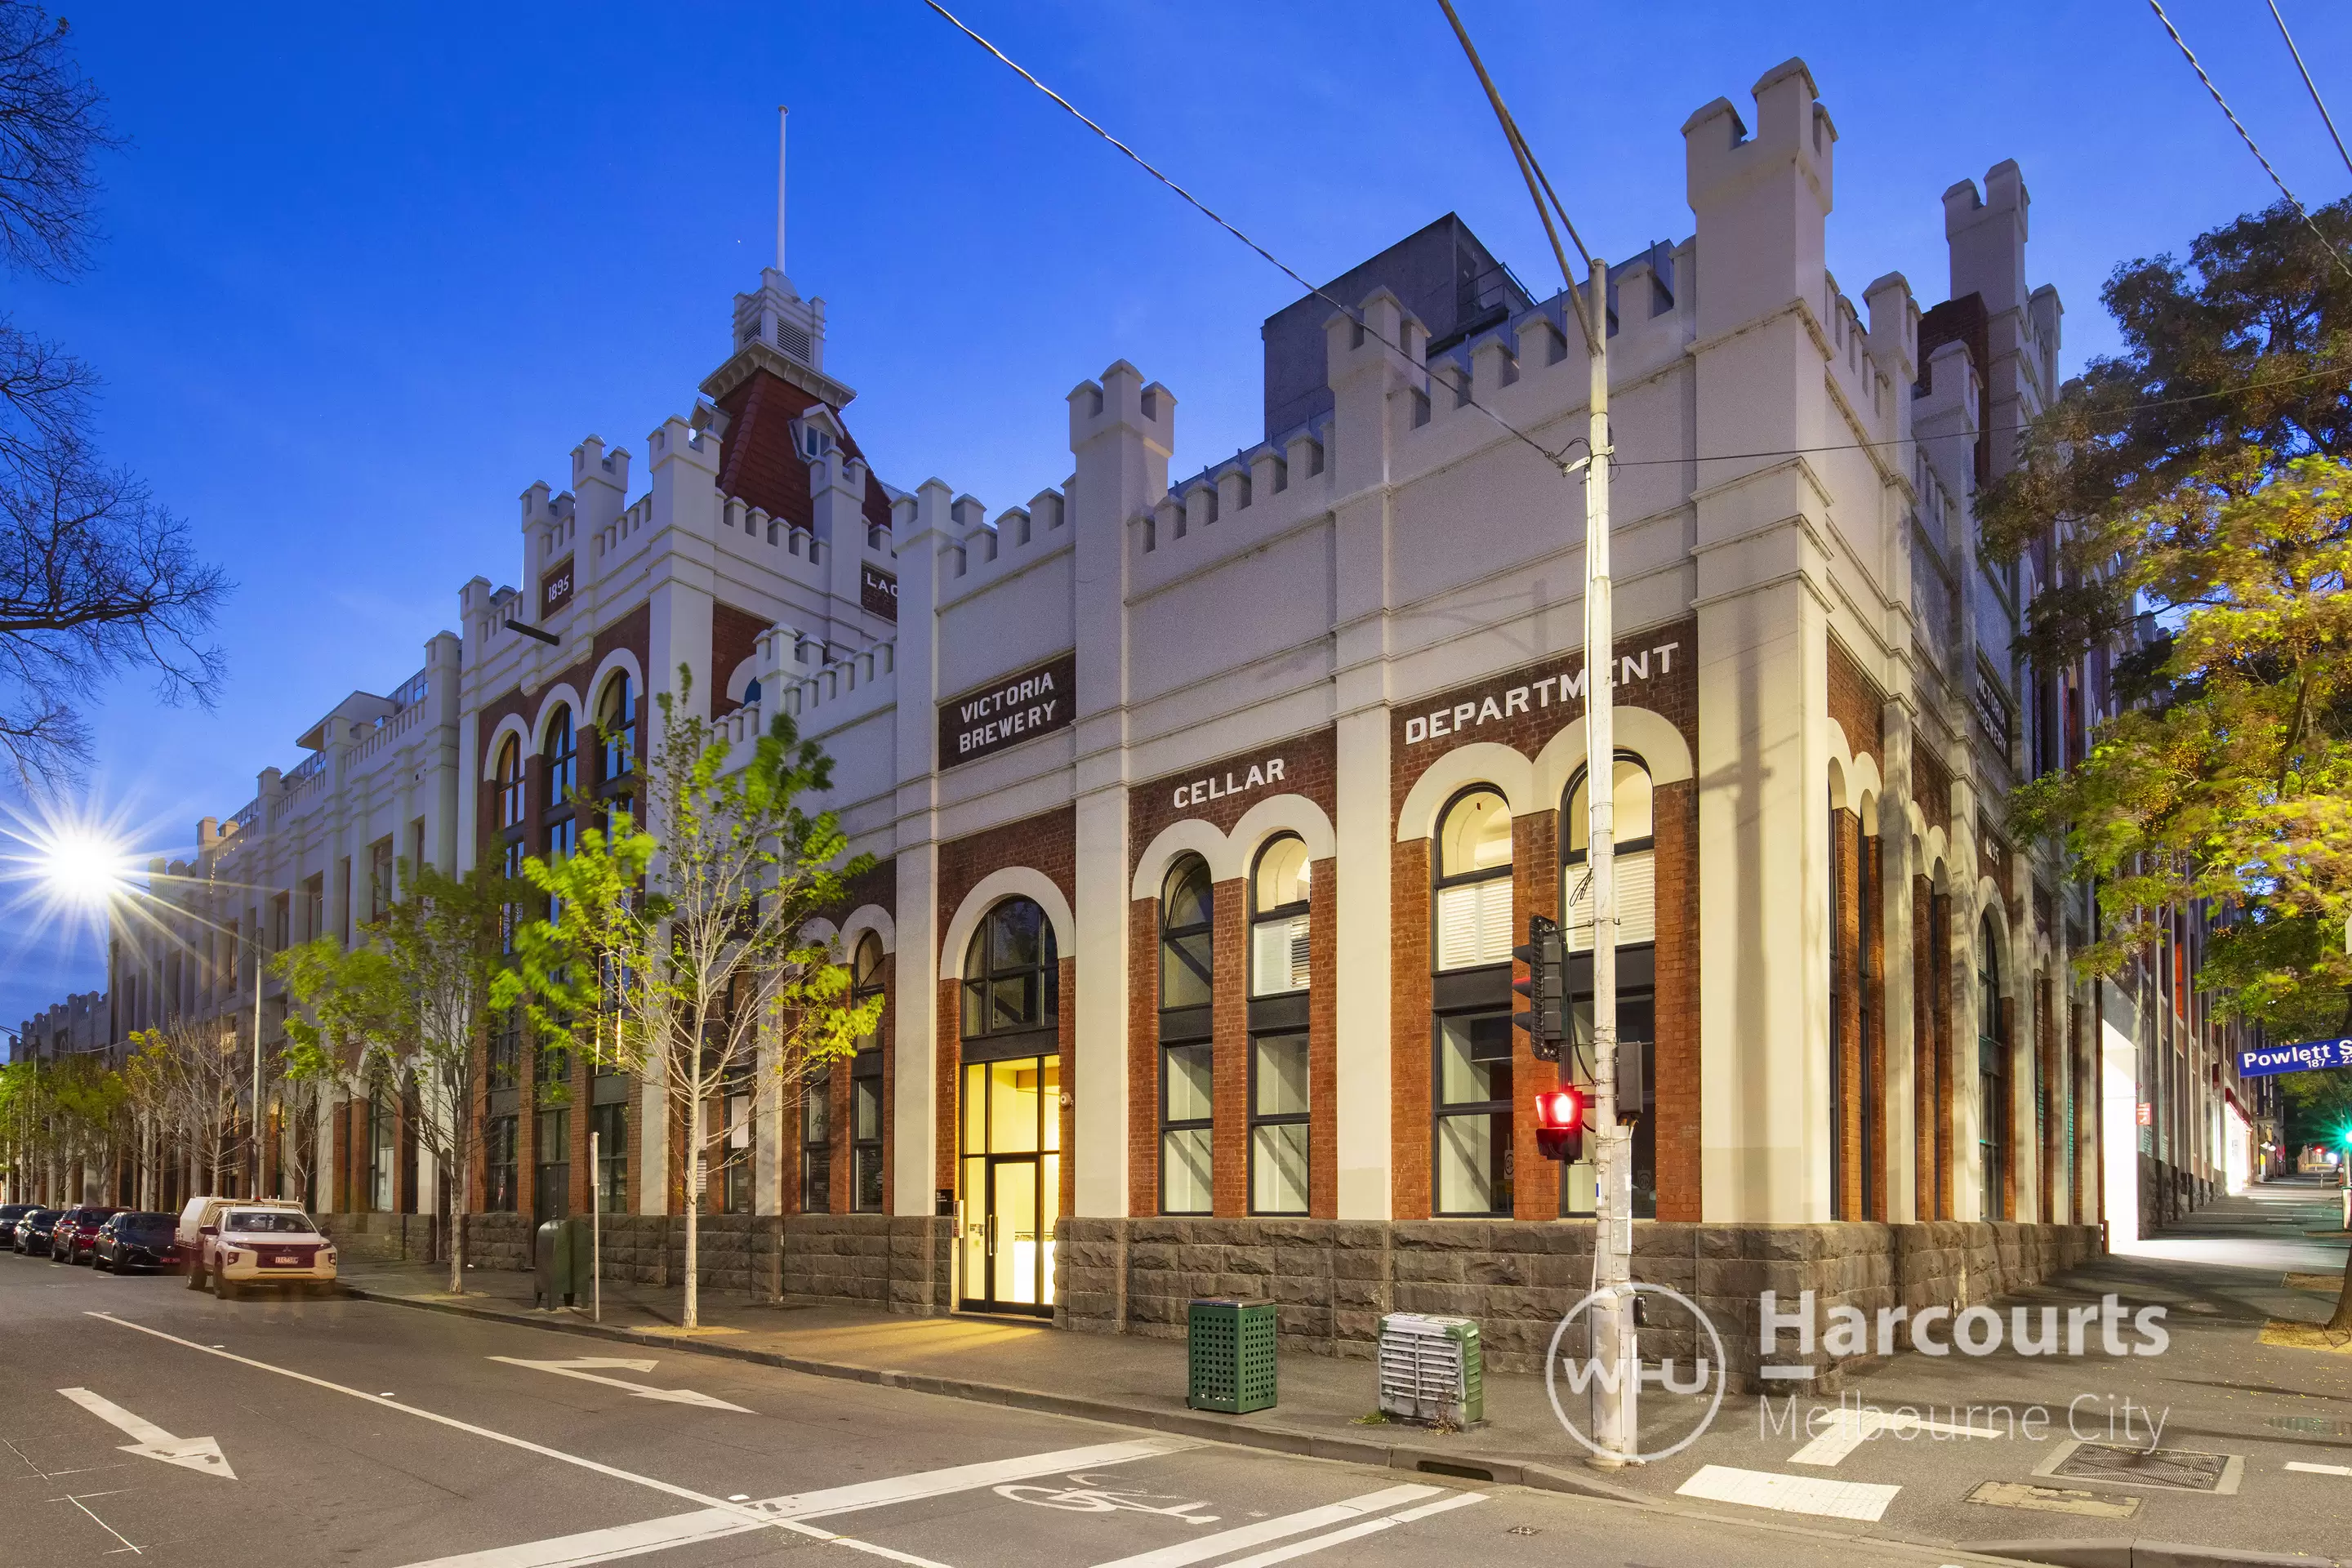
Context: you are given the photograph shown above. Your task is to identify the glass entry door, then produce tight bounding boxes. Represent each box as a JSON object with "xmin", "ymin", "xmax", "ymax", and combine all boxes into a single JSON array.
[{"xmin": 960, "ymin": 1056, "xmax": 1060, "ymax": 1315}]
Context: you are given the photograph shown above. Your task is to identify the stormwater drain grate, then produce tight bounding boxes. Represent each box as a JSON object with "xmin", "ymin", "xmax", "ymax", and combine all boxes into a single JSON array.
[
  {"xmin": 2267, "ymin": 1415, "xmax": 2352, "ymax": 1437},
  {"xmin": 2038, "ymin": 1441, "xmax": 2243, "ymax": 1494}
]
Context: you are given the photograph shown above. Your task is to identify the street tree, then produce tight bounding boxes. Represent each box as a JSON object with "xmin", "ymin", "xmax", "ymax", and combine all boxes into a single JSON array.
[
  {"xmin": 502, "ymin": 669, "xmax": 877, "ymax": 1329},
  {"xmin": 1985, "ymin": 196, "xmax": 2352, "ymax": 1335},
  {"xmin": 0, "ymin": 4, "xmax": 225, "ymax": 786},
  {"xmin": 124, "ymin": 1019, "xmax": 246, "ymax": 1196}
]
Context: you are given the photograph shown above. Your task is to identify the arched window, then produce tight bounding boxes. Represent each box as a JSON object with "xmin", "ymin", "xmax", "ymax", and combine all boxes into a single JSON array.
[
  {"xmin": 1559, "ymin": 755, "xmax": 1659, "ymax": 1219},
  {"xmin": 496, "ymin": 736, "xmax": 523, "ymax": 829},
  {"xmin": 961, "ymin": 897, "xmax": 1058, "ymax": 1040},
  {"xmin": 1159, "ymin": 856, "xmax": 1214, "ymax": 1214},
  {"xmin": 850, "ymin": 933, "xmax": 885, "ymax": 1213},
  {"xmin": 1248, "ymin": 836, "xmax": 1312, "ymax": 1214},
  {"xmin": 598, "ymin": 673, "xmax": 635, "ymax": 782},
  {"xmin": 1980, "ymin": 914, "xmax": 2007, "ymax": 1219},
  {"xmin": 1562, "ymin": 756, "xmax": 1655, "ymax": 950},
  {"xmin": 544, "ymin": 706, "xmax": 577, "ymax": 804},
  {"xmin": 1433, "ymin": 788, "xmax": 1512, "ymax": 970},
  {"xmin": 1250, "ymin": 835, "xmax": 1310, "ymax": 997}
]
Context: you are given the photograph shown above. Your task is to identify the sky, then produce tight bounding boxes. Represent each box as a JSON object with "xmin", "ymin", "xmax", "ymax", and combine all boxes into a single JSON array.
[{"xmin": 4, "ymin": 0, "xmax": 2350, "ymax": 1034}]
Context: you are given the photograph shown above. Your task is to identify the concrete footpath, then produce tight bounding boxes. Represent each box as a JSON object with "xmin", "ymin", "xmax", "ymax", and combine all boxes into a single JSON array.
[{"xmin": 338, "ymin": 1178, "xmax": 2352, "ymax": 1568}]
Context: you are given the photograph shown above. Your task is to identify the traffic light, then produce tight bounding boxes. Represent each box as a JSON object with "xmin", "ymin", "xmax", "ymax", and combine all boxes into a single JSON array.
[
  {"xmin": 1535, "ymin": 1085, "xmax": 1584, "ymax": 1162},
  {"xmin": 1512, "ymin": 914, "xmax": 1566, "ymax": 1061}
]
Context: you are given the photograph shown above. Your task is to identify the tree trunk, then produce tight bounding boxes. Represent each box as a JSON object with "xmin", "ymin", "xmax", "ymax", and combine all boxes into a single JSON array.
[
  {"xmin": 683, "ymin": 1094, "xmax": 702, "ymax": 1330},
  {"xmin": 2331, "ymin": 1192, "xmax": 2352, "ymax": 1335}
]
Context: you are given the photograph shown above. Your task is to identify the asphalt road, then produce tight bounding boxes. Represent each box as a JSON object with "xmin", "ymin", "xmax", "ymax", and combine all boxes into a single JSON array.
[{"xmin": 0, "ymin": 1252, "xmax": 2004, "ymax": 1568}]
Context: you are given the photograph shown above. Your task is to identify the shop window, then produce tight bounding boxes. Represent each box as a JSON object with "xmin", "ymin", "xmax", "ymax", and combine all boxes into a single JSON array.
[
  {"xmin": 1562, "ymin": 758, "xmax": 1655, "ymax": 950},
  {"xmin": 800, "ymin": 1070, "xmax": 832, "ymax": 1213},
  {"xmin": 1433, "ymin": 1012, "xmax": 1513, "ymax": 1215},
  {"xmin": 961, "ymin": 898, "xmax": 1058, "ymax": 1040},
  {"xmin": 1160, "ymin": 855, "xmax": 1214, "ymax": 1214},
  {"xmin": 1250, "ymin": 835, "xmax": 1310, "ymax": 996},
  {"xmin": 1980, "ymin": 915, "xmax": 2007, "ymax": 1219},
  {"xmin": 1435, "ymin": 789, "xmax": 1512, "ymax": 969},
  {"xmin": 598, "ymin": 671, "xmax": 636, "ymax": 783}
]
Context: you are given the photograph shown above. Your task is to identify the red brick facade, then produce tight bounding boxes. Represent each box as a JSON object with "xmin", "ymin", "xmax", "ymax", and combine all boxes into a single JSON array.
[{"xmin": 1827, "ymin": 634, "xmax": 1886, "ymax": 773}]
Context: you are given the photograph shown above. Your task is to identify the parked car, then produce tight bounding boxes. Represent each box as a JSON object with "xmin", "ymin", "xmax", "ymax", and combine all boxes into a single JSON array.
[
  {"xmin": 91, "ymin": 1211, "xmax": 185, "ymax": 1274},
  {"xmin": 176, "ymin": 1195, "xmax": 306, "ymax": 1290},
  {"xmin": 55, "ymin": 1205, "xmax": 122, "ymax": 1264},
  {"xmin": 198, "ymin": 1206, "xmax": 336, "ymax": 1298},
  {"xmin": 0, "ymin": 1203, "xmax": 33, "ymax": 1245},
  {"xmin": 11, "ymin": 1208, "xmax": 63, "ymax": 1256}
]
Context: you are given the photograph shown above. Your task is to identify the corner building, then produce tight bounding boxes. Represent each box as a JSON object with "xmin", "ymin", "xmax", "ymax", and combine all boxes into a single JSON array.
[
  {"xmin": 445, "ymin": 56, "xmax": 2108, "ymax": 1377},
  {"xmin": 135, "ymin": 58, "xmax": 2280, "ymax": 1379}
]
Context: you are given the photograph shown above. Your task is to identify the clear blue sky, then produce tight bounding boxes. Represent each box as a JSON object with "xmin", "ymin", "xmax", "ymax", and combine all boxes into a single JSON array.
[{"xmin": 5, "ymin": 0, "xmax": 2350, "ymax": 1031}]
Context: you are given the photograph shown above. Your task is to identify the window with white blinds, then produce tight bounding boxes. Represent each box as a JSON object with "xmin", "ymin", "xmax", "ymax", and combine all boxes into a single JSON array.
[
  {"xmin": 1562, "ymin": 849, "xmax": 1655, "ymax": 951},
  {"xmin": 1437, "ymin": 878, "xmax": 1514, "ymax": 969},
  {"xmin": 1250, "ymin": 913, "xmax": 1310, "ymax": 995}
]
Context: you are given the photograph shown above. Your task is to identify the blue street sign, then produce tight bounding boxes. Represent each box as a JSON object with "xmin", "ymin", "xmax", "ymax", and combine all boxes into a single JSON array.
[{"xmin": 2239, "ymin": 1038, "xmax": 2352, "ymax": 1077}]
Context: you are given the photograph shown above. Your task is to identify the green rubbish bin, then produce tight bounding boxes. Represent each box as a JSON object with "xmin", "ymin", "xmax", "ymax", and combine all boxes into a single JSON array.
[{"xmin": 1187, "ymin": 1298, "xmax": 1276, "ymax": 1414}]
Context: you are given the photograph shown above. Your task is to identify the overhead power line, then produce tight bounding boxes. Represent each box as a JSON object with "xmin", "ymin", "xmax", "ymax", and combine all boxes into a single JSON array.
[
  {"xmin": 2266, "ymin": 0, "xmax": 2352, "ymax": 180},
  {"xmin": 2147, "ymin": 0, "xmax": 2352, "ymax": 283}
]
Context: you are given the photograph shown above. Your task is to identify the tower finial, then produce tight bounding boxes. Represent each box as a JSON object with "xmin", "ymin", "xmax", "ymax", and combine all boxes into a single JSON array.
[{"xmin": 776, "ymin": 105, "xmax": 788, "ymax": 274}]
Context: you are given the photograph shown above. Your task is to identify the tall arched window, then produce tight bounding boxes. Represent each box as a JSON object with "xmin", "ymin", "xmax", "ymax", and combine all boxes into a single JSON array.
[
  {"xmin": 850, "ymin": 933, "xmax": 885, "ymax": 1213},
  {"xmin": 598, "ymin": 672, "xmax": 635, "ymax": 783},
  {"xmin": 1432, "ymin": 787, "xmax": 1514, "ymax": 1216},
  {"xmin": 1159, "ymin": 856, "xmax": 1214, "ymax": 1214},
  {"xmin": 1980, "ymin": 914, "xmax": 2007, "ymax": 1219},
  {"xmin": 496, "ymin": 736, "xmax": 523, "ymax": 829},
  {"xmin": 1434, "ymin": 788, "xmax": 1512, "ymax": 970},
  {"xmin": 1560, "ymin": 756, "xmax": 1659, "ymax": 1218},
  {"xmin": 1248, "ymin": 836, "xmax": 1311, "ymax": 1214},
  {"xmin": 544, "ymin": 706, "xmax": 577, "ymax": 805},
  {"xmin": 1562, "ymin": 757, "xmax": 1655, "ymax": 950}
]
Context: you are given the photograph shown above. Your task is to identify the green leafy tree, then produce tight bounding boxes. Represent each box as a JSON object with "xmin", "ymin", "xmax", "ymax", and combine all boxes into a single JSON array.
[
  {"xmin": 0, "ymin": 1058, "xmax": 56, "ymax": 1200},
  {"xmin": 501, "ymin": 669, "xmax": 877, "ymax": 1328},
  {"xmin": 1986, "ymin": 197, "xmax": 2352, "ymax": 1334},
  {"xmin": 124, "ymin": 1020, "xmax": 244, "ymax": 1196}
]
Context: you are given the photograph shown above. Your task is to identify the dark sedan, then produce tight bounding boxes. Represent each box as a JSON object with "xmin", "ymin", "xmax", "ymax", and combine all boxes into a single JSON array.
[
  {"xmin": 91, "ymin": 1211, "xmax": 182, "ymax": 1274},
  {"xmin": 54, "ymin": 1205, "xmax": 122, "ymax": 1264},
  {"xmin": 11, "ymin": 1208, "xmax": 63, "ymax": 1255},
  {"xmin": 0, "ymin": 1203, "xmax": 33, "ymax": 1245}
]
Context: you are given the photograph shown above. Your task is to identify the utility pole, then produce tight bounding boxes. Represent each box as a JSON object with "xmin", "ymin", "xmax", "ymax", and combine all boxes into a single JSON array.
[
  {"xmin": 1575, "ymin": 259, "xmax": 1637, "ymax": 1467},
  {"xmin": 251, "ymin": 921, "xmax": 265, "ymax": 1199}
]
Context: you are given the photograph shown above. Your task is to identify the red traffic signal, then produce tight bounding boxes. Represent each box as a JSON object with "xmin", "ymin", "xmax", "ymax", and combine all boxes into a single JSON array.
[{"xmin": 1535, "ymin": 1085, "xmax": 1584, "ymax": 1162}]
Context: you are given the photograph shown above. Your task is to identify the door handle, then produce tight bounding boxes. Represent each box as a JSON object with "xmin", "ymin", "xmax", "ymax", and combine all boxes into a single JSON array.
[{"xmin": 986, "ymin": 1213, "xmax": 996, "ymax": 1254}]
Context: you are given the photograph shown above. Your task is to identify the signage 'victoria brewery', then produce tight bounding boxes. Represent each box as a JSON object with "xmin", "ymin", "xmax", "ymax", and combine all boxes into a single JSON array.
[{"xmin": 120, "ymin": 59, "xmax": 2254, "ymax": 1389}]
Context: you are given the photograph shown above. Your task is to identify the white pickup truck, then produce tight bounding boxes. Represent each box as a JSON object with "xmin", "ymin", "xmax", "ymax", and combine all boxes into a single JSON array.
[{"xmin": 178, "ymin": 1197, "xmax": 338, "ymax": 1298}]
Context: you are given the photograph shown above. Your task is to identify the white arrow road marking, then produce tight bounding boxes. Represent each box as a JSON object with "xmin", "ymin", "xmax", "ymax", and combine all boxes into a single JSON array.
[
  {"xmin": 487, "ymin": 1356, "xmax": 751, "ymax": 1412},
  {"xmin": 57, "ymin": 1388, "xmax": 235, "ymax": 1480},
  {"xmin": 1085, "ymin": 1484, "xmax": 1444, "ymax": 1568},
  {"xmin": 1675, "ymin": 1463, "xmax": 1899, "ymax": 1521}
]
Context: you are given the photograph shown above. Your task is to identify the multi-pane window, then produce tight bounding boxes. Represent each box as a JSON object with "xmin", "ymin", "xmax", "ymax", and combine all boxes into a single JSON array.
[
  {"xmin": 1433, "ymin": 1013, "xmax": 1513, "ymax": 1215},
  {"xmin": 1247, "ymin": 837, "xmax": 1310, "ymax": 1213},
  {"xmin": 801, "ymin": 1071, "xmax": 832, "ymax": 1213},
  {"xmin": 590, "ymin": 1102, "xmax": 626, "ymax": 1213},
  {"xmin": 544, "ymin": 706, "xmax": 577, "ymax": 802},
  {"xmin": 1562, "ymin": 759, "xmax": 1655, "ymax": 951},
  {"xmin": 497, "ymin": 737, "xmax": 524, "ymax": 829},
  {"xmin": 484, "ymin": 1116, "xmax": 519, "ymax": 1212},
  {"xmin": 369, "ymin": 837, "xmax": 395, "ymax": 921},
  {"xmin": 960, "ymin": 898, "xmax": 1058, "ymax": 1039},
  {"xmin": 598, "ymin": 672, "xmax": 636, "ymax": 782},
  {"xmin": 1159, "ymin": 857, "xmax": 1214, "ymax": 1215},
  {"xmin": 1434, "ymin": 790, "xmax": 1512, "ymax": 969},
  {"xmin": 1250, "ymin": 835, "xmax": 1310, "ymax": 996},
  {"xmin": 488, "ymin": 1006, "xmax": 522, "ymax": 1089},
  {"xmin": 850, "ymin": 934, "xmax": 885, "ymax": 1214},
  {"xmin": 535, "ymin": 1107, "xmax": 570, "ymax": 1221},
  {"xmin": 723, "ymin": 1071, "xmax": 753, "ymax": 1214},
  {"xmin": 366, "ymin": 1096, "xmax": 396, "ymax": 1212}
]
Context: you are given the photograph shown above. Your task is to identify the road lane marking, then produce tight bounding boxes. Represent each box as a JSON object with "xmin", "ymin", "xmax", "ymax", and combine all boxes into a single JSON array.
[
  {"xmin": 1085, "ymin": 1485, "xmax": 1442, "ymax": 1568},
  {"xmin": 1675, "ymin": 1464, "xmax": 1900, "ymax": 1521},
  {"xmin": 391, "ymin": 1439, "xmax": 1199, "ymax": 1568},
  {"xmin": 1788, "ymin": 1406, "xmax": 2006, "ymax": 1467},
  {"xmin": 84, "ymin": 1312, "xmax": 941, "ymax": 1566},
  {"xmin": 1214, "ymin": 1491, "xmax": 1488, "ymax": 1568},
  {"xmin": 2287, "ymin": 1461, "xmax": 2352, "ymax": 1476},
  {"xmin": 57, "ymin": 1388, "xmax": 236, "ymax": 1480},
  {"xmin": 487, "ymin": 1357, "xmax": 751, "ymax": 1412}
]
